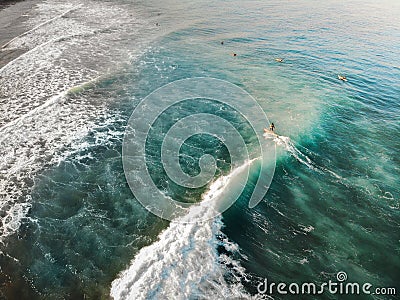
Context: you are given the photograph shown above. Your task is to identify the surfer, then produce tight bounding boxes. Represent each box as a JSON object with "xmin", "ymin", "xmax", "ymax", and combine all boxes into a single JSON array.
[
  {"xmin": 275, "ymin": 58, "xmax": 283, "ymax": 63},
  {"xmin": 269, "ymin": 122, "xmax": 275, "ymax": 131},
  {"xmin": 338, "ymin": 75, "xmax": 347, "ymax": 81}
]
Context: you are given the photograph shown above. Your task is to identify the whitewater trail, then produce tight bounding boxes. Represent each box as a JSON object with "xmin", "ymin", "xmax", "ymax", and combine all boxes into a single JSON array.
[
  {"xmin": 110, "ymin": 161, "xmax": 257, "ymax": 300},
  {"xmin": 264, "ymin": 133, "xmax": 342, "ymax": 180}
]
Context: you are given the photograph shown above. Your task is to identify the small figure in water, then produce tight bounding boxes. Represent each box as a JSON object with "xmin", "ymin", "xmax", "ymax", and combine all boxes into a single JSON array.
[
  {"xmin": 269, "ymin": 122, "xmax": 275, "ymax": 131},
  {"xmin": 221, "ymin": 41, "xmax": 224, "ymax": 45},
  {"xmin": 275, "ymin": 58, "xmax": 283, "ymax": 63},
  {"xmin": 338, "ymin": 75, "xmax": 347, "ymax": 82},
  {"xmin": 232, "ymin": 53, "xmax": 237, "ymax": 57}
]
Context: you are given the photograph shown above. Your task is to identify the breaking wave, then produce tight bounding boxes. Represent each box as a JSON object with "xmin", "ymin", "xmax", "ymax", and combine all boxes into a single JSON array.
[{"xmin": 110, "ymin": 161, "xmax": 257, "ymax": 300}]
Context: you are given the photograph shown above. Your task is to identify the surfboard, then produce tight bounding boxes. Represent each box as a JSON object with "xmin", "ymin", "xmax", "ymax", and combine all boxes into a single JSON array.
[{"xmin": 263, "ymin": 128, "xmax": 278, "ymax": 137}]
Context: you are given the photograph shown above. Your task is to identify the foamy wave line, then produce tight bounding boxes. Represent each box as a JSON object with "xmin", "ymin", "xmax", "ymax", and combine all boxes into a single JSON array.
[
  {"xmin": 110, "ymin": 161, "xmax": 258, "ymax": 300},
  {"xmin": 0, "ymin": 90, "xmax": 67, "ymax": 137},
  {"xmin": 0, "ymin": 33, "xmax": 90, "ymax": 75},
  {"xmin": 266, "ymin": 133, "xmax": 343, "ymax": 179},
  {"xmin": 0, "ymin": 75, "xmax": 111, "ymax": 243},
  {"xmin": 0, "ymin": 76, "xmax": 102, "ymax": 139},
  {"xmin": 1, "ymin": 4, "xmax": 83, "ymax": 49}
]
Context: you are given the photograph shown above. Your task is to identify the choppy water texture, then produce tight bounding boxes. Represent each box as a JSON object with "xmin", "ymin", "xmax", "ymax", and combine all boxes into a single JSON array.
[{"xmin": 0, "ymin": 0, "xmax": 399, "ymax": 299}]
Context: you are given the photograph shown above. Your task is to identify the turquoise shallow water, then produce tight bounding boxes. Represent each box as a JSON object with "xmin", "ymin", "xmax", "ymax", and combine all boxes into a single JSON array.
[{"xmin": 0, "ymin": 0, "xmax": 399, "ymax": 299}]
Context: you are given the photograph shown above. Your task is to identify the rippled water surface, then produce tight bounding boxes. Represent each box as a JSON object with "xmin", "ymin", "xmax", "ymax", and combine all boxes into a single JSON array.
[{"xmin": 0, "ymin": 0, "xmax": 399, "ymax": 299}]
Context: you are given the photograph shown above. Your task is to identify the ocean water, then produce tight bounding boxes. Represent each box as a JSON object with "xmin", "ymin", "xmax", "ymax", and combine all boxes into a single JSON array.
[{"xmin": 0, "ymin": 0, "xmax": 399, "ymax": 299}]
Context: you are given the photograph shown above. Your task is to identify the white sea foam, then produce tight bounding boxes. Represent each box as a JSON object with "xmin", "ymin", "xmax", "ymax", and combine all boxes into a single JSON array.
[
  {"xmin": 266, "ymin": 134, "xmax": 318, "ymax": 171},
  {"xmin": 265, "ymin": 133, "xmax": 343, "ymax": 180},
  {"xmin": 110, "ymin": 162, "xmax": 256, "ymax": 300},
  {"xmin": 0, "ymin": 0, "xmax": 157, "ymax": 241}
]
